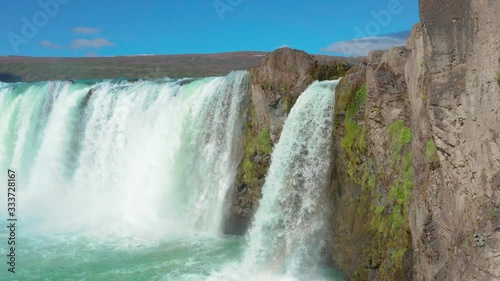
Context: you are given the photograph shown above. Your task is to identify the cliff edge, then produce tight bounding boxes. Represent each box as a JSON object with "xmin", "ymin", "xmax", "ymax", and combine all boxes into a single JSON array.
[
  {"xmin": 330, "ymin": 0, "xmax": 500, "ymax": 280},
  {"xmin": 408, "ymin": 1, "xmax": 500, "ymax": 279}
]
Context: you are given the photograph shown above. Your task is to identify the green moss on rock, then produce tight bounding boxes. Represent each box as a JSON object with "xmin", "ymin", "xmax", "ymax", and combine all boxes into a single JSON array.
[
  {"xmin": 341, "ymin": 83, "xmax": 367, "ymax": 177},
  {"xmin": 336, "ymin": 79, "xmax": 414, "ymax": 279},
  {"xmin": 256, "ymin": 127, "xmax": 272, "ymax": 154},
  {"xmin": 312, "ymin": 61, "xmax": 350, "ymax": 81},
  {"xmin": 388, "ymin": 120, "xmax": 413, "ymax": 166},
  {"xmin": 284, "ymin": 95, "xmax": 298, "ymax": 114},
  {"xmin": 262, "ymin": 81, "xmax": 271, "ymax": 91},
  {"xmin": 242, "ymin": 126, "xmax": 272, "ymax": 187},
  {"xmin": 345, "ymin": 83, "xmax": 367, "ymax": 120},
  {"xmin": 425, "ymin": 138, "xmax": 439, "ymax": 164},
  {"xmin": 370, "ymin": 120, "xmax": 413, "ymax": 277}
]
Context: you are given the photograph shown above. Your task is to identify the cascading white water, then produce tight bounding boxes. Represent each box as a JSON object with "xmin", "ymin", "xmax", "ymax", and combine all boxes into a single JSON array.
[
  {"xmin": 0, "ymin": 71, "xmax": 248, "ymax": 238},
  {"xmin": 0, "ymin": 74, "xmax": 342, "ymax": 281},
  {"xmin": 243, "ymin": 80, "xmax": 339, "ymax": 280},
  {"xmin": 210, "ymin": 80, "xmax": 341, "ymax": 281}
]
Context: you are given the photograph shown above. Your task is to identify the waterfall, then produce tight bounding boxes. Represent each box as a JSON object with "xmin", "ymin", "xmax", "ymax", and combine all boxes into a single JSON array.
[
  {"xmin": 210, "ymin": 80, "xmax": 340, "ymax": 281},
  {"xmin": 0, "ymin": 74, "xmax": 342, "ymax": 280},
  {"xmin": 243, "ymin": 80, "xmax": 338, "ymax": 280},
  {"xmin": 0, "ymin": 71, "xmax": 249, "ymax": 238}
]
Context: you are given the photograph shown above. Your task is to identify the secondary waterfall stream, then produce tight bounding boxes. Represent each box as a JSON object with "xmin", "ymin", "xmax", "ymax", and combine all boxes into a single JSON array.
[
  {"xmin": 0, "ymin": 73, "xmax": 342, "ymax": 280},
  {"xmin": 211, "ymin": 80, "xmax": 341, "ymax": 281}
]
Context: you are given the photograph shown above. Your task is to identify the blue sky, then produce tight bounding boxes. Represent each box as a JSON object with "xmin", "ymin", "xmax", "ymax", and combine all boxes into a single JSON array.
[{"xmin": 0, "ymin": 0, "xmax": 420, "ymax": 57}]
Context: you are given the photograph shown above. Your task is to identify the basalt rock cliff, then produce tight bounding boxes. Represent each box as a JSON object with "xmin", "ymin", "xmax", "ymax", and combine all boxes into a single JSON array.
[
  {"xmin": 330, "ymin": 0, "xmax": 500, "ymax": 280},
  {"xmin": 408, "ymin": 1, "xmax": 500, "ymax": 279}
]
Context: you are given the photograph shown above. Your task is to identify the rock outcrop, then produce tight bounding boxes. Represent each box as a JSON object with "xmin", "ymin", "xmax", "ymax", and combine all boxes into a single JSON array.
[
  {"xmin": 330, "ymin": 1, "xmax": 500, "ymax": 280},
  {"xmin": 407, "ymin": 1, "xmax": 500, "ymax": 280},
  {"xmin": 223, "ymin": 48, "xmax": 350, "ymax": 235},
  {"xmin": 330, "ymin": 48, "xmax": 414, "ymax": 280}
]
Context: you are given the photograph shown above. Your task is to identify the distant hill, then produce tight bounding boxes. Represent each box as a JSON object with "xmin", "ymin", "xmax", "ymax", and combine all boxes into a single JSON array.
[{"xmin": 0, "ymin": 51, "xmax": 361, "ymax": 82}]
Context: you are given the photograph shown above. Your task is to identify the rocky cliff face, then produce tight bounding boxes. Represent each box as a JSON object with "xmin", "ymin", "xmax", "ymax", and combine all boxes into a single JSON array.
[
  {"xmin": 330, "ymin": 48, "xmax": 414, "ymax": 280},
  {"xmin": 224, "ymin": 1, "xmax": 500, "ymax": 278},
  {"xmin": 330, "ymin": 1, "xmax": 500, "ymax": 280},
  {"xmin": 408, "ymin": 1, "xmax": 500, "ymax": 280},
  {"xmin": 223, "ymin": 48, "xmax": 350, "ymax": 235}
]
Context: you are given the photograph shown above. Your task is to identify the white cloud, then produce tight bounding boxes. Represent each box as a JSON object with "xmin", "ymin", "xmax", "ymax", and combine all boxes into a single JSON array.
[
  {"xmin": 72, "ymin": 27, "xmax": 102, "ymax": 34},
  {"xmin": 321, "ymin": 31, "xmax": 410, "ymax": 56},
  {"xmin": 40, "ymin": 40, "xmax": 60, "ymax": 49},
  {"xmin": 71, "ymin": 38, "xmax": 114, "ymax": 49}
]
